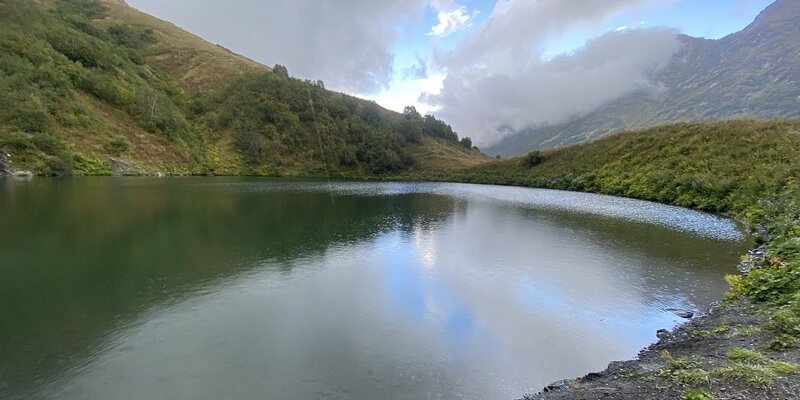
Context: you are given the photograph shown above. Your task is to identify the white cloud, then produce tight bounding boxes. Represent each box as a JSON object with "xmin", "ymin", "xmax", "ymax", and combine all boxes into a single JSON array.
[
  {"xmin": 127, "ymin": 0, "xmax": 684, "ymax": 145},
  {"xmin": 363, "ymin": 73, "xmax": 446, "ymax": 115},
  {"xmin": 127, "ymin": 0, "xmax": 429, "ymax": 94},
  {"xmin": 615, "ymin": 21, "xmax": 646, "ymax": 32},
  {"xmin": 429, "ymin": 5, "xmax": 473, "ymax": 37},
  {"xmin": 423, "ymin": 0, "xmax": 682, "ymax": 146}
]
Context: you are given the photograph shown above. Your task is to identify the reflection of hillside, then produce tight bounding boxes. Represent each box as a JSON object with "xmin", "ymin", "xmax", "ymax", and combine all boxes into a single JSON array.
[
  {"xmin": 0, "ymin": 178, "xmax": 457, "ymax": 397},
  {"xmin": 519, "ymin": 205, "xmax": 748, "ymax": 268}
]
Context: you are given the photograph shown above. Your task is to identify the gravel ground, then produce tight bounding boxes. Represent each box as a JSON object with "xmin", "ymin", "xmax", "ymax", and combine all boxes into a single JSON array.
[{"xmin": 521, "ymin": 299, "xmax": 800, "ymax": 400}]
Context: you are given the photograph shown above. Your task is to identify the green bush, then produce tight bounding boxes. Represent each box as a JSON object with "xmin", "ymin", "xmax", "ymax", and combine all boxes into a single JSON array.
[
  {"xmin": 44, "ymin": 155, "xmax": 71, "ymax": 176},
  {"xmin": 32, "ymin": 133, "xmax": 66, "ymax": 156},
  {"xmin": 522, "ymin": 150, "xmax": 545, "ymax": 167},
  {"xmin": 108, "ymin": 25, "xmax": 156, "ymax": 49},
  {"xmin": 10, "ymin": 104, "xmax": 51, "ymax": 132},
  {"xmin": 234, "ymin": 129, "xmax": 273, "ymax": 166},
  {"xmin": 684, "ymin": 389, "xmax": 715, "ymax": 400},
  {"xmin": 103, "ymin": 136, "xmax": 131, "ymax": 156},
  {"xmin": 56, "ymin": 0, "xmax": 108, "ymax": 20}
]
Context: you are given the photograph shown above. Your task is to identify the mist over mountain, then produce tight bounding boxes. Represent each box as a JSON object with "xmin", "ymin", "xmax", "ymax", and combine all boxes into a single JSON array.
[{"xmin": 487, "ymin": 0, "xmax": 800, "ymax": 156}]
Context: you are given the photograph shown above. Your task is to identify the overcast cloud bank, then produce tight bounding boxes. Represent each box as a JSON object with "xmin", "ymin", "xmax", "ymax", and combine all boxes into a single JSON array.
[
  {"xmin": 130, "ymin": 0, "xmax": 429, "ymax": 93},
  {"xmin": 422, "ymin": 0, "xmax": 682, "ymax": 145},
  {"xmin": 129, "ymin": 0, "xmax": 684, "ymax": 145}
]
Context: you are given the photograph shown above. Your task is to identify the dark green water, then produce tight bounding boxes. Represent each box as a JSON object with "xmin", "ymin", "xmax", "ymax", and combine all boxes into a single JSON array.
[{"xmin": 0, "ymin": 178, "xmax": 748, "ymax": 400}]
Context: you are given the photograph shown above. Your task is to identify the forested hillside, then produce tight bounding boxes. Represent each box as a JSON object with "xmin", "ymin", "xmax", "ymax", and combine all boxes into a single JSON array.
[{"xmin": 0, "ymin": 0, "xmax": 485, "ymax": 176}]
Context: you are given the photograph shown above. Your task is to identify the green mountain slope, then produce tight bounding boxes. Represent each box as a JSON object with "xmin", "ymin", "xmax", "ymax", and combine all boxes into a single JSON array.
[
  {"xmin": 487, "ymin": 0, "xmax": 800, "ymax": 156},
  {"xmin": 451, "ymin": 120, "xmax": 799, "ymax": 213},
  {"xmin": 443, "ymin": 119, "xmax": 800, "ymax": 399},
  {"xmin": 0, "ymin": 0, "xmax": 486, "ymax": 176}
]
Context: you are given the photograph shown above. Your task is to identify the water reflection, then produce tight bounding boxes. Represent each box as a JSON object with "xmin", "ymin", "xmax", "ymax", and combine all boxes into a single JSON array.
[{"xmin": 0, "ymin": 178, "xmax": 748, "ymax": 400}]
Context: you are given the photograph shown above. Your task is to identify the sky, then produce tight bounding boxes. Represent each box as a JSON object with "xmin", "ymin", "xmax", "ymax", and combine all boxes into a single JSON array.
[{"xmin": 127, "ymin": 0, "xmax": 775, "ymax": 146}]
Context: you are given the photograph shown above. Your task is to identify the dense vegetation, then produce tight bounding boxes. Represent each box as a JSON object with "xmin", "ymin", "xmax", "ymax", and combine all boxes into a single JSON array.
[
  {"xmin": 0, "ymin": 0, "xmax": 480, "ymax": 176},
  {"xmin": 0, "ymin": 0, "xmax": 198, "ymax": 174},
  {"xmin": 411, "ymin": 119, "xmax": 800, "ymax": 352},
  {"xmin": 193, "ymin": 72, "xmax": 466, "ymax": 175}
]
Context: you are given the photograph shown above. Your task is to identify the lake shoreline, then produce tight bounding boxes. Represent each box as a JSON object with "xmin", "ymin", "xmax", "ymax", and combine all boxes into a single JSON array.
[
  {"xmin": 521, "ymin": 243, "xmax": 800, "ymax": 400},
  {"xmin": 2, "ymin": 176, "xmax": 796, "ymax": 399},
  {"xmin": 521, "ymin": 294, "xmax": 800, "ymax": 400}
]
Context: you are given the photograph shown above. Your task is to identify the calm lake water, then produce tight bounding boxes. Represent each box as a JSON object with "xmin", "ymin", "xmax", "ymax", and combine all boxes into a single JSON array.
[{"xmin": 0, "ymin": 178, "xmax": 748, "ymax": 400}]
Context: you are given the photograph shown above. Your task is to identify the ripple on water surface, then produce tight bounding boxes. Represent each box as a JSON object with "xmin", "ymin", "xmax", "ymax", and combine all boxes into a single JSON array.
[{"xmin": 214, "ymin": 181, "xmax": 743, "ymax": 241}]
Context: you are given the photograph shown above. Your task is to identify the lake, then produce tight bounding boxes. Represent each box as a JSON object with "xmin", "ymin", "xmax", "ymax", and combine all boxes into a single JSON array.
[{"xmin": 0, "ymin": 178, "xmax": 748, "ymax": 400}]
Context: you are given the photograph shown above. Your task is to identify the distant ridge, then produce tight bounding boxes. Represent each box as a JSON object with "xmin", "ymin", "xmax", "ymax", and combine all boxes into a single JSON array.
[{"xmin": 487, "ymin": 0, "xmax": 800, "ymax": 156}]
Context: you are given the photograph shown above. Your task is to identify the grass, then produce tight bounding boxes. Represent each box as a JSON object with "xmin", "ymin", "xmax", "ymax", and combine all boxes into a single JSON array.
[
  {"xmin": 673, "ymin": 369, "xmax": 713, "ymax": 386},
  {"xmin": 658, "ymin": 350, "xmax": 713, "ymax": 386},
  {"xmin": 766, "ymin": 361, "xmax": 799, "ymax": 374},
  {"xmin": 732, "ymin": 326, "xmax": 762, "ymax": 337},
  {"xmin": 714, "ymin": 363, "xmax": 778, "ymax": 388},
  {"xmin": 658, "ymin": 349, "xmax": 799, "ymax": 390},
  {"xmin": 684, "ymin": 389, "xmax": 715, "ymax": 400},
  {"xmin": 727, "ymin": 348, "xmax": 767, "ymax": 363},
  {"xmin": 690, "ymin": 324, "xmax": 730, "ymax": 339},
  {"xmin": 92, "ymin": 0, "xmax": 265, "ymax": 94},
  {"xmin": 716, "ymin": 351, "xmax": 798, "ymax": 388},
  {"xmin": 408, "ymin": 136, "xmax": 489, "ymax": 172}
]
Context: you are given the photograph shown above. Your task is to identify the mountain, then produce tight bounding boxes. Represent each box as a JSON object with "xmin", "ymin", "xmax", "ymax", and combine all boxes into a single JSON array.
[
  {"xmin": 0, "ymin": 0, "xmax": 486, "ymax": 176},
  {"xmin": 487, "ymin": 0, "xmax": 800, "ymax": 157}
]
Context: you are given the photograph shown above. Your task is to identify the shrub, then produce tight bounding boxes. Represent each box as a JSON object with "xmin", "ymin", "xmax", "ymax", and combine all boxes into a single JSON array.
[
  {"xmin": 684, "ymin": 389, "xmax": 714, "ymax": 400},
  {"xmin": 11, "ymin": 106, "xmax": 51, "ymax": 132},
  {"xmin": 108, "ymin": 25, "xmax": 156, "ymax": 49},
  {"xmin": 234, "ymin": 129, "xmax": 272, "ymax": 166},
  {"xmin": 32, "ymin": 133, "xmax": 65, "ymax": 155},
  {"xmin": 522, "ymin": 150, "xmax": 545, "ymax": 167},
  {"xmin": 56, "ymin": 0, "xmax": 108, "ymax": 20},
  {"xmin": 103, "ymin": 136, "xmax": 131, "ymax": 156},
  {"xmin": 44, "ymin": 155, "xmax": 71, "ymax": 176}
]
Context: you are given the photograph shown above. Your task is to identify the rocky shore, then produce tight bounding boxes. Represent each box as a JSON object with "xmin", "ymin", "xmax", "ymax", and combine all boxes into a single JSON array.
[
  {"xmin": 0, "ymin": 148, "xmax": 32, "ymax": 178},
  {"xmin": 523, "ymin": 247, "xmax": 800, "ymax": 400}
]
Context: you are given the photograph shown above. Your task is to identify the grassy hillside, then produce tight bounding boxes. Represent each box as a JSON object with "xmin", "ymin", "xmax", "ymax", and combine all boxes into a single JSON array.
[
  {"xmin": 413, "ymin": 120, "xmax": 800, "ymax": 367},
  {"xmin": 449, "ymin": 120, "xmax": 799, "ymax": 215},
  {"xmin": 0, "ymin": 0, "xmax": 486, "ymax": 176}
]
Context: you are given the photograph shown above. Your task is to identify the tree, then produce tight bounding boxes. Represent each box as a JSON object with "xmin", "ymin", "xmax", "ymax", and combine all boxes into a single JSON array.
[
  {"xmin": 522, "ymin": 151, "xmax": 546, "ymax": 167},
  {"xmin": 403, "ymin": 105, "xmax": 421, "ymax": 120},
  {"xmin": 460, "ymin": 137, "xmax": 472, "ymax": 149},
  {"xmin": 148, "ymin": 91, "xmax": 158, "ymax": 119},
  {"xmin": 273, "ymin": 64, "xmax": 289, "ymax": 79}
]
